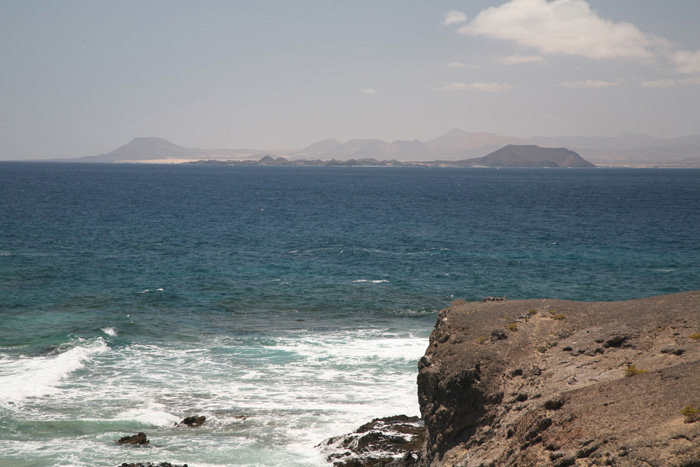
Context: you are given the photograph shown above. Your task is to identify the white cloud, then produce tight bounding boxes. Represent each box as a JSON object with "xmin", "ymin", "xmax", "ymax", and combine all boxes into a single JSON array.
[
  {"xmin": 363, "ymin": 88, "xmax": 376, "ymax": 94},
  {"xmin": 435, "ymin": 82, "xmax": 470, "ymax": 91},
  {"xmin": 498, "ymin": 54, "xmax": 545, "ymax": 65},
  {"xmin": 445, "ymin": 61, "xmax": 466, "ymax": 68},
  {"xmin": 560, "ymin": 79, "xmax": 619, "ymax": 89},
  {"xmin": 436, "ymin": 82, "xmax": 515, "ymax": 92},
  {"xmin": 458, "ymin": 0, "xmax": 658, "ymax": 60},
  {"xmin": 443, "ymin": 10, "xmax": 467, "ymax": 26},
  {"xmin": 672, "ymin": 50, "xmax": 700, "ymax": 74},
  {"xmin": 640, "ymin": 79, "xmax": 676, "ymax": 88}
]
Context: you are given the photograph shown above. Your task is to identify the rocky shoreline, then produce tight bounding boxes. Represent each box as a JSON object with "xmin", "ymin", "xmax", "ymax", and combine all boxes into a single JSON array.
[
  {"xmin": 325, "ymin": 291, "xmax": 700, "ymax": 466},
  {"xmin": 116, "ymin": 416, "xmax": 206, "ymax": 467},
  {"xmin": 317, "ymin": 415, "xmax": 425, "ymax": 466}
]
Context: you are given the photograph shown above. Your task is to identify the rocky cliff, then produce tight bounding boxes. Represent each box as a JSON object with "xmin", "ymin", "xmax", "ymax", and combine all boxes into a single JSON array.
[
  {"xmin": 323, "ymin": 292, "xmax": 700, "ymax": 466},
  {"xmin": 417, "ymin": 292, "xmax": 700, "ymax": 466}
]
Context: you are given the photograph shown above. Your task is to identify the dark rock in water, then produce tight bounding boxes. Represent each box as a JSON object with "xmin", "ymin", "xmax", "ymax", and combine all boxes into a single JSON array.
[
  {"xmin": 318, "ymin": 415, "xmax": 425, "ymax": 466},
  {"xmin": 180, "ymin": 415, "xmax": 206, "ymax": 427},
  {"xmin": 119, "ymin": 463, "xmax": 188, "ymax": 467},
  {"xmin": 117, "ymin": 432, "xmax": 149, "ymax": 445}
]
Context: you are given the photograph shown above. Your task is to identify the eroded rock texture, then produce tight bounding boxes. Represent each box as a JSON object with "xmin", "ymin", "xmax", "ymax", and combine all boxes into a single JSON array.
[
  {"xmin": 319, "ymin": 415, "xmax": 426, "ymax": 466},
  {"xmin": 416, "ymin": 291, "xmax": 700, "ymax": 466}
]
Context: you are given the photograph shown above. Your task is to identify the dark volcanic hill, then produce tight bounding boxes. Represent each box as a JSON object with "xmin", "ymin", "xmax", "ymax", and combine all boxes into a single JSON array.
[
  {"xmin": 464, "ymin": 144, "xmax": 595, "ymax": 168},
  {"xmin": 78, "ymin": 137, "xmax": 201, "ymax": 162},
  {"xmin": 77, "ymin": 137, "xmax": 256, "ymax": 163}
]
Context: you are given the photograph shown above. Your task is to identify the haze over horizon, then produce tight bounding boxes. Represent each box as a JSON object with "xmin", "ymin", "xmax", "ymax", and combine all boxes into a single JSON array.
[{"xmin": 2, "ymin": 0, "xmax": 700, "ymax": 160}]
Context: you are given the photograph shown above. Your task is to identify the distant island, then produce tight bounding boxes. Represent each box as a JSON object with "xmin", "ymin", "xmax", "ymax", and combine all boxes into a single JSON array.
[
  {"xmin": 189, "ymin": 144, "xmax": 595, "ymax": 168},
  {"xmin": 73, "ymin": 137, "xmax": 595, "ymax": 168},
  {"xmin": 458, "ymin": 145, "xmax": 595, "ymax": 168},
  {"xmin": 63, "ymin": 128, "xmax": 700, "ymax": 167}
]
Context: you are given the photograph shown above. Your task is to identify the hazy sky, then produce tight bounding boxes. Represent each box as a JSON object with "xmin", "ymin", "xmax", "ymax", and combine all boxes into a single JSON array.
[{"xmin": 2, "ymin": 0, "xmax": 700, "ymax": 159}]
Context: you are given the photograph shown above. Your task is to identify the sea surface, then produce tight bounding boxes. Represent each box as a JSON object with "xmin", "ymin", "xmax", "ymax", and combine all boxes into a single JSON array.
[{"xmin": 1, "ymin": 163, "xmax": 699, "ymax": 466}]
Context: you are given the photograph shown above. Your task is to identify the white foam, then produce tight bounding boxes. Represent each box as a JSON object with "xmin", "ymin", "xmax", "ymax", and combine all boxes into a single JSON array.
[
  {"xmin": 0, "ymin": 328, "xmax": 429, "ymax": 465},
  {"xmin": 353, "ymin": 279, "xmax": 390, "ymax": 283},
  {"xmin": 116, "ymin": 403, "xmax": 181, "ymax": 426},
  {"xmin": 198, "ymin": 330, "xmax": 429, "ymax": 439},
  {"xmin": 90, "ymin": 329, "xmax": 425, "ymax": 418},
  {"xmin": 0, "ymin": 338, "xmax": 109, "ymax": 404},
  {"xmin": 278, "ymin": 331, "xmax": 425, "ymax": 363},
  {"xmin": 101, "ymin": 327, "xmax": 117, "ymax": 336}
]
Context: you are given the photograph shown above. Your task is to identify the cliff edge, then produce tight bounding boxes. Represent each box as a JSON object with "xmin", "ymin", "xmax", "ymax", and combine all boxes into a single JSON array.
[{"xmin": 416, "ymin": 292, "xmax": 700, "ymax": 466}]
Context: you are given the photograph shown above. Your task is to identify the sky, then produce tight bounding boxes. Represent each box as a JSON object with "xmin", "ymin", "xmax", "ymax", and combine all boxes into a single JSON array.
[{"xmin": 2, "ymin": 0, "xmax": 700, "ymax": 160}]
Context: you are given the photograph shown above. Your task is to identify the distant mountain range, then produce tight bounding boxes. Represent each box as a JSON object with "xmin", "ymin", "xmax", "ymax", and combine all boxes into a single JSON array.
[{"xmin": 72, "ymin": 129, "xmax": 700, "ymax": 167}]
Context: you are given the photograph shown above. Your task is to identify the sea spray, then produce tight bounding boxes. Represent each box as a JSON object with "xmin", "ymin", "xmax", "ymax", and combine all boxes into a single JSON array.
[{"xmin": 0, "ymin": 337, "xmax": 109, "ymax": 404}]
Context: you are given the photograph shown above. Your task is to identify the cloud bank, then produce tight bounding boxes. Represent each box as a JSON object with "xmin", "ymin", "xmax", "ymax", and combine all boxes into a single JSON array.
[
  {"xmin": 640, "ymin": 79, "xmax": 675, "ymax": 88},
  {"xmin": 498, "ymin": 54, "xmax": 545, "ymax": 65},
  {"xmin": 436, "ymin": 82, "xmax": 515, "ymax": 92},
  {"xmin": 673, "ymin": 50, "xmax": 700, "ymax": 74},
  {"xmin": 443, "ymin": 10, "xmax": 467, "ymax": 26},
  {"xmin": 560, "ymin": 80, "xmax": 619, "ymax": 89},
  {"xmin": 458, "ymin": 0, "xmax": 657, "ymax": 60}
]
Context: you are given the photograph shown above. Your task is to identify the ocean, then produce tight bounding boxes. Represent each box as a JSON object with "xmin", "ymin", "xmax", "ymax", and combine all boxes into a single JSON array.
[{"xmin": 1, "ymin": 163, "xmax": 699, "ymax": 466}]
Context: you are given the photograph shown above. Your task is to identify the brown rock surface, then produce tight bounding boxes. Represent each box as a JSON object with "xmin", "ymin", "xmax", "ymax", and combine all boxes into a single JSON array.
[
  {"xmin": 318, "ymin": 415, "xmax": 425, "ymax": 466},
  {"xmin": 179, "ymin": 415, "xmax": 206, "ymax": 427},
  {"xmin": 416, "ymin": 291, "xmax": 700, "ymax": 466},
  {"xmin": 116, "ymin": 432, "xmax": 149, "ymax": 445}
]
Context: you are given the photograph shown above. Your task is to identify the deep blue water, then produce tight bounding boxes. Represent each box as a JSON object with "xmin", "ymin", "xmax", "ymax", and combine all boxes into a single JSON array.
[{"xmin": 1, "ymin": 163, "xmax": 699, "ymax": 466}]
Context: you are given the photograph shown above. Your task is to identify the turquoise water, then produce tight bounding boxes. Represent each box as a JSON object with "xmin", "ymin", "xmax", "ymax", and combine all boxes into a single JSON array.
[{"xmin": 1, "ymin": 163, "xmax": 699, "ymax": 466}]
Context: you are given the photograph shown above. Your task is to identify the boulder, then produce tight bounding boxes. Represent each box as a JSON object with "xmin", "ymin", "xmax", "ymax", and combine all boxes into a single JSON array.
[
  {"xmin": 318, "ymin": 415, "xmax": 425, "ymax": 466},
  {"xmin": 179, "ymin": 415, "xmax": 206, "ymax": 427},
  {"xmin": 116, "ymin": 432, "xmax": 149, "ymax": 445}
]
